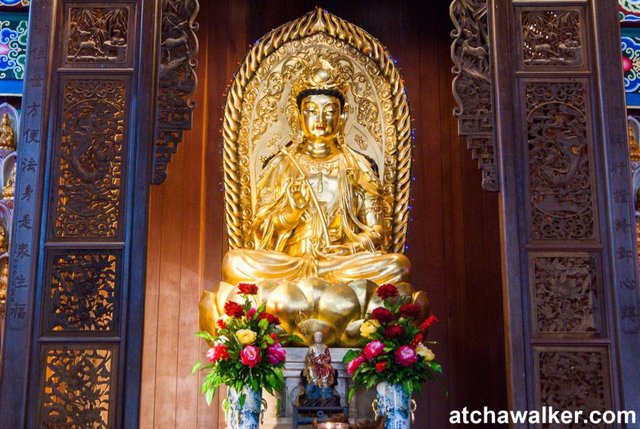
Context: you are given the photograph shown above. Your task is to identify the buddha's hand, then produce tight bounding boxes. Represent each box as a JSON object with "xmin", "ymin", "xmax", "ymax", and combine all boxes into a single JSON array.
[
  {"xmin": 321, "ymin": 244, "xmax": 353, "ymax": 256},
  {"xmin": 286, "ymin": 179, "xmax": 310, "ymax": 212}
]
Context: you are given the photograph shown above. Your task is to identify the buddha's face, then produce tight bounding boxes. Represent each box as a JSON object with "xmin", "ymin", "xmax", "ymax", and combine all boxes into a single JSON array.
[{"xmin": 299, "ymin": 94, "xmax": 342, "ymax": 143}]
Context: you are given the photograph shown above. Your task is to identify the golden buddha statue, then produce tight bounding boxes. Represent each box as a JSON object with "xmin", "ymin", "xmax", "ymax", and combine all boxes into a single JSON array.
[
  {"xmin": 3, "ymin": 164, "xmax": 15, "ymax": 199},
  {"xmin": 0, "ymin": 113, "xmax": 15, "ymax": 151},
  {"xmin": 222, "ymin": 63, "xmax": 409, "ymax": 286},
  {"xmin": 201, "ymin": 58, "xmax": 429, "ymax": 346}
]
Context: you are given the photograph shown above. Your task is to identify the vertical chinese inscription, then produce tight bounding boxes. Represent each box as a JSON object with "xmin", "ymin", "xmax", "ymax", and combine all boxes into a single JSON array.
[
  {"xmin": 39, "ymin": 347, "xmax": 113, "ymax": 428},
  {"xmin": 532, "ymin": 255, "xmax": 600, "ymax": 335},
  {"xmin": 66, "ymin": 7, "xmax": 129, "ymax": 64},
  {"xmin": 54, "ymin": 79, "xmax": 126, "ymax": 239},
  {"xmin": 526, "ymin": 81, "xmax": 596, "ymax": 240},
  {"xmin": 45, "ymin": 252, "xmax": 118, "ymax": 333},
  {"xmin": 538, "ymin": 350, "xmax": 609, "ymax": 417},
  {"xmin": 520, "ymin": 10, "xmax": 583, "ymax": 67}
]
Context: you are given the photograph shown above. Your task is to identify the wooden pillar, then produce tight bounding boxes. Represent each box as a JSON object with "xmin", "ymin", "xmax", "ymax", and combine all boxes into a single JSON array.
[
  {"xmin": 492, "ymin": 0, "xmax": 640, "ymax": 420},
  {"xmin": 0, "ymin": 0, "xmax": 159, "ymax": 427}
]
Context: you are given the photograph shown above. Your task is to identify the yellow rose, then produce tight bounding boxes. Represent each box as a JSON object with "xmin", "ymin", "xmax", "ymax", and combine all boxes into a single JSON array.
[
  {"xmin": 236, "ymin": 329, "xmax": 257, "ymax": 345},
  {"xmin": 360, "ymin": 319, "xmax": 381, "ymax": 338},
  {"xmin": 416, "ymin": 344, "xmax": 435, "ymax": 362}
]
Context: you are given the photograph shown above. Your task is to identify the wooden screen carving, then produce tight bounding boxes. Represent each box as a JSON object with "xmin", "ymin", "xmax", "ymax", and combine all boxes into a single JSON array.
[
  {"xmin": 525, "ymin": 80, "xmax": 597, "ymax": 241},
  {"xmin": 52, "ymin": 78, "xmax": 127, "ymax": 240},
  {"xmin": 0, "ymin": 0, "xmax": 162, "ymax": 426},
  {"xmin": 38, "ymin": 345, "xmax": 116, "ymax": 428},
  {"xmin": 44, "ymin": 251, "xmax": 120, "ymax": 334},
  {"xmin": 491, "ymin": 0, "xmax": 640, "ymax": 415},
  {"xmin": 536, "ymin": 349, "xmax": 610, "ymax": 418},
  {"xmin": 531, "ymin": 254, "xmax": 601, "ymax": 336},
  {"xmin": 64, "ymin": 6, "xmax": 130, "ymax": 65}
]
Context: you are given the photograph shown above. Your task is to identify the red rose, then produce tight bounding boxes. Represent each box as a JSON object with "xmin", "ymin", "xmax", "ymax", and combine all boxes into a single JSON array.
[
  {"xmin": 395, "ymin": 345, "xmax": 418, "ymax": 367},
  {"xmin": 419, "ymin": 314, "xmax": 439, "ymax": 331},
  {"xmin": 238, "ymin": 283, "xmax": 258, "ymax": 295},
  {"xmin": 224, "ymin": 301, "xmax": 244, "ymax": 318},
  {"xmin": 371, "ymin": 307, "xmax": 395, "ymax": 324},
  {"xmin": 410, "ymin": 333, "xmax": 424, "ymax": 347},
  {"xmin": 347, "ymin": 354, "xmax": 366, "ymax": 375},
  {"xmin": 376, "ymin": 284, "xmax": 399, "ymax": 300},
  {"xmin": 399, "ymin": 303, "xmax": 421, "ymax": 319},
  {"xmin": 240, "ymin": 345, "xmax": 261, "ymax": 368},
  {"xmin": 216, "ymin": 318, "xmax": 226, "ymax": 330},
  {"xmin": 258, "ymin": 312, "xmax": 281, "ymax": 326},
  {"xmin": 383, "ymin": 324, "xmax": 405, "ymax": 339},
  {"xmin": 364, "ymin": 340, "xmax": 385, "ymax": 360},
  {"xmin": 207, "ymin": 343, "xmax": 229, "ymax": 362},
  {"xmin": 375, "ymin": 360, "xmax": 388, "ymax": 372}
]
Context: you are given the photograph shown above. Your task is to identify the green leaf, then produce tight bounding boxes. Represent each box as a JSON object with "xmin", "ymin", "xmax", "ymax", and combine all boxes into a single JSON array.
[
  {"xmin": 343, "ymin": 349, "xmax": 360, "ymax": 363},
  {"xmin": 258, "ymin": 318, "xmax": 269, "ymax": 331},
  {"xmin": 191, "ymin": 360, "xmax": 203, "ymax": 374}
]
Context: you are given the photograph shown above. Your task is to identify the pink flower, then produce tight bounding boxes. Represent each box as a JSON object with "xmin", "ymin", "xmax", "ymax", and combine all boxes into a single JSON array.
[
  {"xmin": 395, "ymin": 345, "xmax": 418, "ymax": 367},
  {"xmin": 240, "ymin": 345, "xmax": 262, "ymax": 368},
  {"xmin": 247, "ymin": 307, "xmax": 257, "ymax": 319},
  {"xmin": 206, "ymin": 347, "xmax": 215, "ymax": 362},
  {"xmin": 266, "ymin": 342, "xmax": 286, "ymax": 365},
  {"xmin": 364, "ymin": 340, "xmax": 385, "ymax": 360},
  {"xmin": 347, "ymin": 355, "xmax": 366, "ymax": 375}
]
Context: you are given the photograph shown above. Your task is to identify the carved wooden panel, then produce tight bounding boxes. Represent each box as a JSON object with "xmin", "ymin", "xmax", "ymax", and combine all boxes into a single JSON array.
[
  {"xmin": 536, "ymin": 348, "xmax": 610, "ymax": 418},
  {"xmin": 525, "ymin": 80, "xmax": 597, "ymax": 241},
  {"xmin": 530, "ymin": 253, "xmax": 602, "ymax": 336},
  {"xmin": 52, "ymin": 78, "xmax": 127, "ymax": 240},
  {"xmin": 37, "ymin": 345, "xmax": 115, "ymax": 428},
  {"xmin": 63, "ymin": 4, "xmax": 132, "ymax": 66},
  {"xmin": 44, "ymin": 251, "xmax": 120, "ymax": 334},
  {"xmin": 152, "ymin": 0, "xmax": 199, "ymax": 184},
  {"xmin": 450, "ymin": 0, "xmax": 497, "ymax": 191},
  {"xmin": 518, "ymin": 8, "xmax": 585, "ymax": 69}
]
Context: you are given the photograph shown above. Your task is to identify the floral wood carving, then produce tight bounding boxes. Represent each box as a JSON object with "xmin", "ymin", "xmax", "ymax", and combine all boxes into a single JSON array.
[
  {"xmin": 532, "ymin": 255, "xmax": 600, "ymax": 335},
  {"xmin": 450, "ymin": 0, "xmax": 497, "ymax": 191},
  {"xmin": 152, "ymin": 0, "xmax": 199, "ymax": 184},
  {"xmin": 521, "ymin": 10, "xmax": 583, "ymax": 67},
  {"xmin": 39, "ymin": 347, "xmax": 114, "ymax": 428},
  {"xmin": 526, "ymin": 81, "xmax": 596, "ymax": 240},
  {"xmin": 54, "ymin": 79, "xmax": 126, "ymax": 239},
  {"xmin": 66, "ymin": 6, "xmax": 129, "ymax": 64},
  {"xmin": 45, "ymin": 252, "xmax": 119, "ymax": 333},
  {"xmin": 538, "ymin": 350, "xmax": 609, "ymax": 415}
]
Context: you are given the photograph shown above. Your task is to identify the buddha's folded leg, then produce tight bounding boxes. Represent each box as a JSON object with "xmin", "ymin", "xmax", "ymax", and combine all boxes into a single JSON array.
[
  {"xmin": 222, "ymin": 248, "xmax": 317, "ymax": 284},
  {"xmin": 317, "ymin": 252, "xmax": 411, "ymax": 284}
]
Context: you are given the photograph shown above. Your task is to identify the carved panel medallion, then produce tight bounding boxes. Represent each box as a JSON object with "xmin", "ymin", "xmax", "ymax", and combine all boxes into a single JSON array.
[
  {"xmin": 65, "ymin": 6, "xmax": 130, "ymax": 64},
  {"xmin": 520, "ymin": 10, "xmax": 584, "ymax": 68},
  {"xmin": 525, "ymin": 81, "xmax": 596, "ymax": 241},
  {"xmin": 38, "ymin": 346, "xmax": 115, "ymax": 428},
  {"xmin": 53, "ymin": 79, "xmax": 127, "ymax": 239},
  {"xmin": 531, "ymin": 254, "xmax": 601, "ymax": 335},
  {"xmin": 537, "ymin": 349, "xmax": 609, "ymax": 416},
  {"xmin": 45, "ymin": 252, "xmax": 119, "ymax": 333}
]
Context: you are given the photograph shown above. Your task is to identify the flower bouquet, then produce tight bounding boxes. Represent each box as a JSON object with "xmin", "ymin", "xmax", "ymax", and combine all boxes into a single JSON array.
[
  {"xmin": 192, "ymin": 283, "xmax": 300, "ymax": 428},
  {"xmin": 343, "ymin": 284, "xmax": 442, "ymax": 429}
]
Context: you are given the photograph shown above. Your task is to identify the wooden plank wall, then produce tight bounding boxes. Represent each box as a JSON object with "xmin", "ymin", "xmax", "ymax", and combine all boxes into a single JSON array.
[{"xmin": 140, "ymin": 1, "xmax": 507, "ymax": 427}]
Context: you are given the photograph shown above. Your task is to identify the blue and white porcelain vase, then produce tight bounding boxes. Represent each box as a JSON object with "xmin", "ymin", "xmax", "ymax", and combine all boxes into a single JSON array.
[
  {"xmin": 375, "ymin": 382, "xmax": 412, "ymax": 429},
  {"xmin": 226, "ymin": 386, "xmax": 262, "ymax": 429}
]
